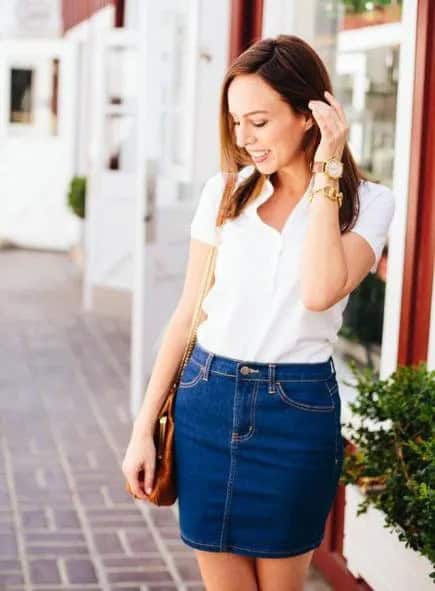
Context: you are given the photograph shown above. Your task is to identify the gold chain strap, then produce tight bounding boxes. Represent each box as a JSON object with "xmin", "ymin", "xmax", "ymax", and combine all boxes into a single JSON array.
[
  {"xmin": 173, "ymin": 245, "xmax": 217, "ymax": 386},
  {"xmin": 308, "ymin": 183, "xmax": 343, "ymax": 208}
]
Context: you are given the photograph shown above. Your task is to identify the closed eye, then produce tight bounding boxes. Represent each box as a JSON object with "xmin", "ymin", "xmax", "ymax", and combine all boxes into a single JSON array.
[{"xmin": 232, "ymin": 121, "xmax": 267, "ymax": 127}]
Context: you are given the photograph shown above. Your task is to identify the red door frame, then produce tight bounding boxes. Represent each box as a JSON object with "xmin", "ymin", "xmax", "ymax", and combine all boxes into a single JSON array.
[
  {"xmin": 398, "ymin": 0, "xmax": 435, "ymax": 366},
  {"xmin": 229, "ymin": 0, "xmax": 264, "ymax": 64}
]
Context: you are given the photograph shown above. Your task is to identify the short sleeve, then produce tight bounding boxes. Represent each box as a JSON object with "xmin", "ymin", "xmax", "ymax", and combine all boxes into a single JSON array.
[
  {"xmin": 349, "ymin": 181, "xmax": 396, "ymax": 274},
  {"xmin": 190, "ymin": 172, "xmax": 225, "ymax": 245}
]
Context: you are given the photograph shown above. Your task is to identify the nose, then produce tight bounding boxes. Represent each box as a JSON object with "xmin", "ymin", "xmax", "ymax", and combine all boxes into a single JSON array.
[{"xmin": 234, "ymin": 122, "xmax": 255, "ymax": 149}]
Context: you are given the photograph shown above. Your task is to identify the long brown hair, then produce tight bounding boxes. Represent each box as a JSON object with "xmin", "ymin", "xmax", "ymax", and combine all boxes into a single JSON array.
[{"xmin": 216, "ymin": 34, "xmax": 371, "ymax": 233}]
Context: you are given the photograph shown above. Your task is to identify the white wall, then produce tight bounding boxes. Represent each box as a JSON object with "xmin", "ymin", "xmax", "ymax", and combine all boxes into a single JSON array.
[
  {"xmin": 0, "ymin": 0, "xmax": 62, "ymax": 38},
  {"xmin": 0, "ymin": 39, "xmax": 79, "ymax": 250},
  {"xmin": 63, "ymin": 5, "xmax": 115, "ymax": 176}
]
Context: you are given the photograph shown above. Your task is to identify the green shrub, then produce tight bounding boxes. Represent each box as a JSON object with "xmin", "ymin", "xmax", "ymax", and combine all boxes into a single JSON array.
[
  {"xmin": 340, "ymin": 360, "xmax": 435, "ymax": 581},
  {"xmin": 67, "ymin": 176, "xmax": 86, "ymax": 219}
]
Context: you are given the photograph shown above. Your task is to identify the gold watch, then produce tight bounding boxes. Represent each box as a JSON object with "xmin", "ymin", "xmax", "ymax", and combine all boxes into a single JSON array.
[
  {"xmin": 308, "ymin": 184, "xmax": 343, "ymax": 208},
  {"xmin": 312, "ymin": 157, "xmax": 343, "ymax": 180}
]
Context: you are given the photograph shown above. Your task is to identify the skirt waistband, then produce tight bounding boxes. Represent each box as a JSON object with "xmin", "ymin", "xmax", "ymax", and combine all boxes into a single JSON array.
[{"xmin": 189, "ymin": 340, "xmax": 336, "ymax": 384}]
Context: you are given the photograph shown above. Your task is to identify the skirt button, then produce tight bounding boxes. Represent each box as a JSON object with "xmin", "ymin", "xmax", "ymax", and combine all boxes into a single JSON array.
[{"xmin": 240, "ymin": 366, "xmax": 251, "ymax": 375}]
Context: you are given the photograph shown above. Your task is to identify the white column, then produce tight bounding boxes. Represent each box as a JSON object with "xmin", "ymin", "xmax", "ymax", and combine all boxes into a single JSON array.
[
  {"xmin": 262, "ymin": 0, "xmax": 317, "ymax": 42},
  {"xmin": 380, "ymin": 0, "xmax": 418, "ymax": 379}
]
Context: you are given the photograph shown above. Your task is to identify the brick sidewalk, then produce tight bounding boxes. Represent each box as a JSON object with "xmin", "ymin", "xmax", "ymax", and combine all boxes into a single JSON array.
[{"xmin": 0, "ymin": 249, "xmax": 332, "ymax": 591}]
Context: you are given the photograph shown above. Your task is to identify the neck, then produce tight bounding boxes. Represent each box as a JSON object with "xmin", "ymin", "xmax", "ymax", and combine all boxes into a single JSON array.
[{"xmin": 271, "ymin": 155, "xmax": 312, "ymax": 200}]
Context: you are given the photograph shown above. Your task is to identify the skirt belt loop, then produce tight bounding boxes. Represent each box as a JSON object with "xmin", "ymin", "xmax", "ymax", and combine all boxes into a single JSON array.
[
  {"xmin": 329, "ymin": 356, "xmax": 336, "ymax": 376},
  {"xmin": 268, "ymin": 364, "xmax": 276, "ymax": 394},
  {"xmin": 203, "ymin": 350, "xmax": 214, "ymax": 381}
]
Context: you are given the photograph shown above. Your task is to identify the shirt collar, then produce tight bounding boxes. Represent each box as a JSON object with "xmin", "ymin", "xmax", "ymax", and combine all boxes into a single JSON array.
[{"xmin": 239, "ymin": 165, "xmax": 313, "ymax": 217}]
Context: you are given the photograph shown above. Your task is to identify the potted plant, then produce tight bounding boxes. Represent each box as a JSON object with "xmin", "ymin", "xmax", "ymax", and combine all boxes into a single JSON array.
[
  {"xmin": 340, "ymin": 360, "xmax": 435, "ymax": 583},
  {"xmin": 67, "ymin": 176, "xmax": 86, "ymax": 269}
]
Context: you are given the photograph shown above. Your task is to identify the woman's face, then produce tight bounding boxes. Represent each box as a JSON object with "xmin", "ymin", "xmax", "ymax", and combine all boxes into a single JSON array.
[{"xmin": 227, "ymin": 74, "xmax": 312, "ymax": 174}]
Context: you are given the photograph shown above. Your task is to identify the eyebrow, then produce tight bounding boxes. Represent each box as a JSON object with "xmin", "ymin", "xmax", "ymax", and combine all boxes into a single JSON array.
[{"xmin": 229, "ymin": 110, "xmax": 269, "ymax": 117}]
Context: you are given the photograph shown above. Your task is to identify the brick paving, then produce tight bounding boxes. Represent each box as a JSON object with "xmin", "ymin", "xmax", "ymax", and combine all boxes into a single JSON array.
[{"xmin": 0, "ymin": 248, "xmax": 332, "ymax": 591}]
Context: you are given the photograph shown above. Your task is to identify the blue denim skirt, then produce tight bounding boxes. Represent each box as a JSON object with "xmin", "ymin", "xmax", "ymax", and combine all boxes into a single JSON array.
[{"xmin": 174, "ymin": 340, "xmax": 344, "ymax": 558}]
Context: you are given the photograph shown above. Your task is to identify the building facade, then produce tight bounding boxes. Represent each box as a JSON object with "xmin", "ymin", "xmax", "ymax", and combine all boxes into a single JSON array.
[{"xmin": 1, "ymin": 1, "xmax": 433, "ymax": 588}]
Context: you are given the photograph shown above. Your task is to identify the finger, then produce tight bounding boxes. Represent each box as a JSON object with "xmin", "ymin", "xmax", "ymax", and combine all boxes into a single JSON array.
[
  {"xmin": 132, "ymin": 473, "xmax": 147, "ymax": 499},
  {"xmin": 313, "ymin": 102, "xmax": 342, "ymax": 130},
  {"xmin": 311, "ymin": 104, "xmax": 347, "ymax": 150},
  {"xmin": 310, "ymin": 109, "xmax": 341, "ymax": 155},
  {"xmin": 144, "ymin": 463, "xmax": 155, "ymax": 495},
  {"xmin": 127, "ymin": 478, "xmax": 146, "ymax": 499},
  {"xmin": 310, "ymin": 104, "xmax": 339, "ymax": 138},
  {"xmin": 125, "ymin": 467, "xmax": 147, "ymax": 499},
  {"xmin": 324, "ymin": 91, "xmax": 347, "ymax": 125}
]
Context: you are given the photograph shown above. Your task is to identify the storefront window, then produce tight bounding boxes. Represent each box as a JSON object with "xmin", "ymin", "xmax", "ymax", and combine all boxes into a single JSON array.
[{"xmin": 301, "ymin": 0, "xmax": 403, "ymax": 371}]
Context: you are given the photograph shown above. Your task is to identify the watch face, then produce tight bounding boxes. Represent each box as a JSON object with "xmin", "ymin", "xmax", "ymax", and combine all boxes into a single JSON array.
[{"xmin": 326, "ymin": 159, "xmax": 343, "ymax": 178}]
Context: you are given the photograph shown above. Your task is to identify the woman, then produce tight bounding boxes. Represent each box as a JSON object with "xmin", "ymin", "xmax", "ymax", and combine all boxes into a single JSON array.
[{"xmin": 122, "ymin": 35, "xmax": 395, "ymax": 590}]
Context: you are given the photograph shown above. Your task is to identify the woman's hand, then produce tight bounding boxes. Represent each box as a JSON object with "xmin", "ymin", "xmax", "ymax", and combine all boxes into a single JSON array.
[
  {"xmin": 122, "ymin": 431, "xmax": 156, "ymax": 499},
  {"xmin": 308, "ymin": 90, "xmax": 349, "ymax": 162}
]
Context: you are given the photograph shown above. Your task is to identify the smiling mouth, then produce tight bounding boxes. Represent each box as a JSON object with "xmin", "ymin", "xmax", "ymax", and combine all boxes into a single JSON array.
[{"xmin": 249, "ymin": 150, "xmax": 271, "ymax": 163}]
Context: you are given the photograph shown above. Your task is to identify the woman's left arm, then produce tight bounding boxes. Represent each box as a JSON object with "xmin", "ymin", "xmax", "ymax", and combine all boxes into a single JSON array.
[{"xmin": 301, "ymin": 90, "xmax": 378, "ymax": 311}]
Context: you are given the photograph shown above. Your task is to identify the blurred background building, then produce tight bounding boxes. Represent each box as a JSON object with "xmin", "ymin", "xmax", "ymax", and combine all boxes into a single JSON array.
[{"xmin": 0, "ymin": 1, "xmax": 433, "ymax": 589}]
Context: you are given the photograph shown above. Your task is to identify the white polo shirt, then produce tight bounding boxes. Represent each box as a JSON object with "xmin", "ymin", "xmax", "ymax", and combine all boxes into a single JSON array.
[{"xmin": 190, "ymin": 165, "xmax": 395, "ymax": 363}]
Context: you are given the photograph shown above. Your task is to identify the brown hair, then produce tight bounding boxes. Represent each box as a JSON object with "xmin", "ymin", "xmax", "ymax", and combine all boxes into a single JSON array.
[{"xmin": 216, "ymin": 34, "xmax": 372, "ymax": 232}]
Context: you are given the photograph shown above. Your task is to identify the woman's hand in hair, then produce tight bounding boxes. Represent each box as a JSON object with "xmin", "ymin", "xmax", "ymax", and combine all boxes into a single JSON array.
[{"xmin": 308, "ymin": 90, "xmax": 349, "ymax": 162}]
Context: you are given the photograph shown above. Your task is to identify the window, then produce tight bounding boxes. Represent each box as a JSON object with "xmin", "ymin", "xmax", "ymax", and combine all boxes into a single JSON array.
[{"xmin": 10, "ymin": 68, "xmax": 34, "ymax": 124}]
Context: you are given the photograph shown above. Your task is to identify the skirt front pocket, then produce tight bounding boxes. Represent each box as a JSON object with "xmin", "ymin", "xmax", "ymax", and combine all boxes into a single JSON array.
[{"xmin": 275, "ymin": 376, "xmax": 336, "ymax": 413}]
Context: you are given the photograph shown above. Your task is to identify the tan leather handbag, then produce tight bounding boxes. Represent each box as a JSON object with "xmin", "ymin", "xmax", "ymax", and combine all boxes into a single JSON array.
[{"xmin": 125, "ymin": 245, "xmax": 217, "ymax": 505}]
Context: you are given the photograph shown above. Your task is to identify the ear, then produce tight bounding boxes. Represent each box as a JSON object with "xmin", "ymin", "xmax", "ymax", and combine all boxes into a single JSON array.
[{"xmin": 304, "ymin": 116, "xmax": 314, "ymax": 131}]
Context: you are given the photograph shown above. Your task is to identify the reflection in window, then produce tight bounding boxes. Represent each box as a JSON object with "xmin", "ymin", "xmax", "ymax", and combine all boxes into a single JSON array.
[
  {"xmin": 341, "ymin": 0, "xmax": 402, "ymax": 30},
  {"xmin": 10, "ymin": 68, "xmax": 33, "ymax": 124},
  {"xmin": 337, "ymin": 45, "xmax": 399, "ymax": 187}
]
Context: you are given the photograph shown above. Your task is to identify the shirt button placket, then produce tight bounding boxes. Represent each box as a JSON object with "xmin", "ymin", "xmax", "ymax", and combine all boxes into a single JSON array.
[{"xmin": 270, "ymin": 238, "xmax": 283, "ymax": 292}]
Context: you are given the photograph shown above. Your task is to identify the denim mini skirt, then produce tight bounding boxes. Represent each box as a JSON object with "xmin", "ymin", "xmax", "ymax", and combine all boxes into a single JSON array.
[{"xmin": 174, "ymin": 340, "xmax": 344, "ymax": 558}]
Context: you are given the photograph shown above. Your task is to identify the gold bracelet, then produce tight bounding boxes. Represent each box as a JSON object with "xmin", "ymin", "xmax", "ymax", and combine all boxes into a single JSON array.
[{"xmin": 308, "ymin": 184, "xmax": 343, "ymax": 208}]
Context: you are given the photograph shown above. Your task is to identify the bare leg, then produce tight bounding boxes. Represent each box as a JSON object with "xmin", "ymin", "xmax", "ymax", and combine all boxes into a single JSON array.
[
  {"xmin": 194, "ymin": 549, "xmax": 259, "ymax": 591},
  {"xmin": 255, "ymin": 548, "xmax": 315, "ymax": 591}
]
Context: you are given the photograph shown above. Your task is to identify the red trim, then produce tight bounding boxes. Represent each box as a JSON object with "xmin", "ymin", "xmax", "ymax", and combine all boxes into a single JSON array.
[
  {"xmin": 62, "ymin": 0, "xmax": 124, "ymax": 33},
  {"xmin": 313, "ymin": 497, "xmax": 373, "ymax": 590},
  {"xmin": 399, "ymin": 0, "xmax": 435, "ymax": 365},
  {"xmin": 114, "ymin": 0, "xmax": 125, "ymax": 27},
  {"xmin": 229, "ymin": 0, "xmax": 263, "ymax": 64}
]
